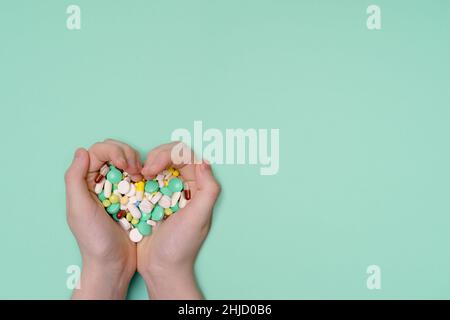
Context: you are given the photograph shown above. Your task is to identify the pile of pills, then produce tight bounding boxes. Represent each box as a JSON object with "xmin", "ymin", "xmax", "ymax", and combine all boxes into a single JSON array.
[{"xmin": 94, "ymin": 164, "xmax": 191, "ymax": 243}]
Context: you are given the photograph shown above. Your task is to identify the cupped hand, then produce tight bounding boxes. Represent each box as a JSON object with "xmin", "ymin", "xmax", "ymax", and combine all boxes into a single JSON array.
[
  {"xmin": 138, "ymin": 142, "xmax": 221, "ymax": 299},
  {"xmin": 65, "ymin": 139, "xmax": 143, "ymax": 299}
]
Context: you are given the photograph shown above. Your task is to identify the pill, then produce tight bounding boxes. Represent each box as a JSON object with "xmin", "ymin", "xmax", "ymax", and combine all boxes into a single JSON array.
[
  {"xmin": 129, "ymin": 228, "xmax": 143, "ymax": 243},
  {"xmin": 127, "ymin": 203, "xmax": 142, "ymax": 219},
  {"xmin": 107, "ymin": 166, "xmax": 123, "ymax": 184},
  {"xmin": 117, "ymin": 210, "xmax": 126, "ymax": 219},
  {"xmin": 145, "ymin": 180, "xmax": 159, "ymax": 193},
  {"xmin": 146, "ymin": 220, "xmax": 157, "ymax": 227},
  {"xmin": 119, "ymin": 218, "xmax": 131, "ymax": 231},
  {"xmin": 158, "ymin": 195, "xmax": 171, "ymax": 209},
  {"xmin": 126, "ymin": 212, "xmax": 133, "ymax": 222},
  {"xmin": 164, "ymin": 172, "xmax": 173, "ymax": 180},
  {"xmin": 104, "ymin": 180, "xmax": 112, "ymax": 198},
  {"xmin": 94, "ymin": 173, "xmax": 104, "ymax": 184},
  {"xmin": 171, "ymin": 192, "xmax": 181, "ymax": 207},
  {"xmin": 168, "ymin": 178, "xmax": 183, "ymax": 193},
  {"xmin": 102, "ymin": 199, "xmax": 111, "ymax": 207},
  {"xmin": 118, "ymin": 180, "xmax": 130, "ymax": 195},
  {"xmin": 156, "ymin": 174, "xmax": 165, "ymax": 188},
  {"xmin": 151, "ymin": 205, "xmax": 164, "ymax": 221},
  {"xmin": 131, "ymin": 218, "xmax": 139, "ymax": 226},
  {"xmin": 100, "ymin": 163, "xmax": 110, "ymax": 176},
  {"xmin": 184, "ymin": 182, "xmax": 191, "ymax": 200},
  {"xmin": 172, "ymin": 170, "xmax": 180, "ymax": 177},
  {"xmin": 179, "ymin": 194, "xmax": 187, "ymax": 209},
  {"xmin": 112, "ymin": 212, "xmax": 120, "ymax": 221},
  {"xmin": 141, "ymin": 211, "xmax": 152, "ymax": 221},
  {"xmin": 126, "ymin": 183, "xmax": 136, "ymax": 197},
  {"xmin": 171, "ymin": 203, "xmax": 179, "ymax": 213},
  {"xmin": 139, "ymin": 199, "xmax": 154, "ymax": 214},
  {"xmin": 98, "ymin": 190, "xmax": 107, "ymax": 202},
  {"xmin": 120, "ymin": 196, "xmax": 129, "ymax": 205},
  {"xmin": 160, "ymin": 187, "xmax": 173, "ymax": 196},
  {"xmin": 107, "ymin": 203, "xmax": 120, "ymax": 215},
  {"xmin": 94, "ymin": 178, "xmax": 105, "ymax": 194},
  {"xmin": 150, "ymin": 192, "xmax": 162, "ymax": 204},
  {"xmin": 113, "ymin": 189, "xmax": 121, "ymax": 196},
  {"xmin": 109, "ymin": 194, "xmax": 120, "ymax": 204},
  {"xmin": 129, "ymin": 196, "xmax": 138, "ymax": 205},
  {"xmin": 164, "ymin": 208, "xmax": 173, "ymax": 216},
  {"xmin": 137, "ymin": 220, "xmax": 152, "ymax": 236}
]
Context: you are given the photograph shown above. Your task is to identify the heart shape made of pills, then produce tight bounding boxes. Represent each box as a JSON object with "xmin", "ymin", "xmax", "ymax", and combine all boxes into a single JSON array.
[{"xmin": 93, "ymin": 164, "xmax": 191, "ymax": 243}]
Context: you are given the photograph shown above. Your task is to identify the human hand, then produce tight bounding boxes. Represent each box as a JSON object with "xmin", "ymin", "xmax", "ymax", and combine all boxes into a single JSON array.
[
  {"xmin": 65, "ymin": 139, "xmax": 143, "ymax": 299},
  {"xmin": 138, "ymin": 142, "xmax": 221, "ymax": 300}
]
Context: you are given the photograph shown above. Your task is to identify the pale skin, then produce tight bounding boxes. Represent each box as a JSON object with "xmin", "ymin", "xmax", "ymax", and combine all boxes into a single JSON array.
[{"xmin": 65, "ymin": 140, "xmax": 221, "ymax": 300}]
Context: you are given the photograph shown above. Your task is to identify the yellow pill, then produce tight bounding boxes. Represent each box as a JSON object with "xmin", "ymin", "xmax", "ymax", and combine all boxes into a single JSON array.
[
  {"xmin": 121, "ymin": 196, "xmax": 129, "ymax": 205},
  {"xmin": 109, "ymin": 194, "xmax": 120, "ymax": 204},
  {"xmin": 126, "ymin": 212, "xmax": 133, "ymax": 222},
  {"xmin": 164, "ymin": 180, "xmax": 169, "ymax": 187},
  {"xmin": 168, "ymin": 167, "xmax": 175, "ymax": 173},
  {"xmin": 172, "ymin": 170, "xmax": 180, "ymax": 177},
  {"xmin": 164, "ymin": 208, "xmax": 173, "ymax": 216},
  {"xmin": 136, "ymin": 181, "xmax": 145, "ymax": 192},
  {"xmin": 131, "ymin": 218, "xmax": 139, "ymax": 226},
  {"xmin": 102, "ymin": 199, "xmax": 111, "ymax": 207}
]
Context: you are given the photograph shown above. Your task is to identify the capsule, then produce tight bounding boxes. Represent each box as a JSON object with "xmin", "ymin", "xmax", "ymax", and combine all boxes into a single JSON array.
[
  {"xmin": 94, "ymin": 173, "xmax": 104, "ymax": 183},
  {"xmin": 184, "ymin": 182, "xmax": 191, "ymax": 200}
]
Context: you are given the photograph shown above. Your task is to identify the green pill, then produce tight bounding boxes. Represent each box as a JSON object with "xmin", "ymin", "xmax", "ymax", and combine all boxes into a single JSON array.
[
  {"xmin": 141, "ymin": 212, "xmax": 152, "ymax": 222},
  {"xmin": 98, "ymin": 190, "xmax": 107, "ymax": 202},
  {"xmin": 151, "ymin": 205, "xmax": 164, "ymax": 221},
  {"xmin": 168, "ymin": 178, "xmax": 183, "ymax": 193},
  {"xmin": 145, "ymin": 180, "xmax": 159, "ymax": 193},
  {"xmin": 107, "ymin": 166, "xmax": 123, "ymax": 184},
  {"xmin": 171, "ymin": 203, "xmax": 179, "ymax": 213},
  {"xmin": 107, "ymin": 203, "xmax": 120, "ymax": 215},
  {"xmin": 137, "ymin": 221, "xmax": 152, "ymax": 236},
  {"xmin": 160, "ymin": 187, "xmax": 173, "ymax": 196}
]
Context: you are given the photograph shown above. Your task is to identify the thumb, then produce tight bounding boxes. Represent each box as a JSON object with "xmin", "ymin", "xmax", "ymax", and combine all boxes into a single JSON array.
[
  {"xmin": 187, "ymin": 162, "xmax": 221, "ymax": 215},
  {"xmin": 65, "ymin": 148, "xmax": 91, "ymax": 204}
]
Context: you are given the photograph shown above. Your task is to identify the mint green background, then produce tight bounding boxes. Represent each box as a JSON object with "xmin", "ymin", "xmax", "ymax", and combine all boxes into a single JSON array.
[{"xmin": 1, "ymin": 0, "xmax": 449, "ymax": 299}]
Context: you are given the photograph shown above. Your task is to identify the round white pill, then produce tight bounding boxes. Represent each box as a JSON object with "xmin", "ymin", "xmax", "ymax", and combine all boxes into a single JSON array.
[
  {"xmin": 118, "ymin": 180, "xmax": 130, "ymax": 195},
  {"xmin": 129, "ymin": 228, "xmax": 143, "ymax": 243},
  {"xmin": 126, "ymin": 183, "xmax": 136, "ymax": 197}
]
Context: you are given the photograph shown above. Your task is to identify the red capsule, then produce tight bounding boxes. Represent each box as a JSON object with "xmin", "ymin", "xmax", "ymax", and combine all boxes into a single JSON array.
[
  {"xmin": 184, "ymin": 189, "xmax": 191, "ymax": 200},
  {"xmin": 94, "ymin": 173, "xmax": 104, "ymax": 183},
  {"xmin": 117, "ymin": 210, "xmax": 126, "ymax": 219}
]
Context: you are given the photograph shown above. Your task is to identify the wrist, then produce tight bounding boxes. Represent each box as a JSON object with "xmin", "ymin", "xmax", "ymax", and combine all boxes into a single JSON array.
[
  {"xmin": 72, "ymin": 259, "xmax": 135, "ymax": 300},
  {"xmin": 141, "ymin": 265, "xmax": 203, "ymax": 300}
]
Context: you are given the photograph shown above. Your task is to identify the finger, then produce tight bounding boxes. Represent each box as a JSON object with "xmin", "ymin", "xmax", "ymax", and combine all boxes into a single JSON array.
[
  {"xmin": 88, "ymin": 142, "xmax": 128, "ymax": 172},
  {"xmin": 186, "ymin": 162, "xmax": 221, "ymax": 218},
  {"xmin": 104, "ymin": 139, "xmax": 143, "ymax": 179},
  {"xmin": 65, "ymin": 148, "xmax": 92, "ymax": 205},
  {"xmin": 142, "ymin": 142, "xmax": 196, "ymax": 179}
]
